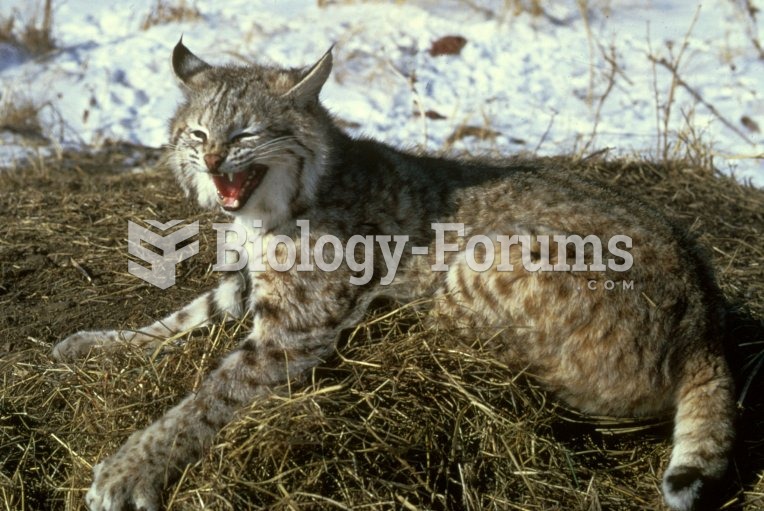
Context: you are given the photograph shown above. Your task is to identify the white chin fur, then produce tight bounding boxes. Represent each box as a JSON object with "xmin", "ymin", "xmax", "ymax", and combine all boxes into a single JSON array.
[
  {"xmin": 227, "ymin": 163, "xmax": 300, "ymax": 229},
  {"xmin": 193, "ymin": 172, "xmax": 222, "ymax": 210}
]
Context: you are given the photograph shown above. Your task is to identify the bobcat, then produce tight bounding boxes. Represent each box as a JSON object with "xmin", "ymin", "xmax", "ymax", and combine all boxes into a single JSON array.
[{"xmin": 53, "ymin": 40, "xmax": 735, "ymax": 511}]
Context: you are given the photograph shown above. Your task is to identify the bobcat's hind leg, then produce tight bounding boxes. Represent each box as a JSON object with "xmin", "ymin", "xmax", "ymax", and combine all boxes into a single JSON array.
[{"xmin": 662, "ymin": 349, "xmax": 735, "ymax": 511}]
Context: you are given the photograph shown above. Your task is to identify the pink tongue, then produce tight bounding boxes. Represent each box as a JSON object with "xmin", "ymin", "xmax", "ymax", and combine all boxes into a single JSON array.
[{"xmin": 211, "ymin": 172, "xmax": 248, "ymax": 199}]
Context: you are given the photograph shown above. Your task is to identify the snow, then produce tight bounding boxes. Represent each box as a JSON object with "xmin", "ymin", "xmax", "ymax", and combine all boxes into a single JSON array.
[{"xmin": 0, "ymin": 0, "xmax": 762, "ymax": 186}]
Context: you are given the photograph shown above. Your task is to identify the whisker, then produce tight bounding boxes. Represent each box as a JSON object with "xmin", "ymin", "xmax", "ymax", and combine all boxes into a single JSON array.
[
  {"xmin": 252, "ymin": 136, "xmax": 297, "ymax": 152},
  {"xmin": 253, "ymin": 147, "xmax": 294, "ymax": 158}
]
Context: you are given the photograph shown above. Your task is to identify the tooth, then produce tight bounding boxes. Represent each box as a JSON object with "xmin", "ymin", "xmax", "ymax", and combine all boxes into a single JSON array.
[{"xmin": 226, "ymin": 173, "xmax": 234, "ymax": 182}]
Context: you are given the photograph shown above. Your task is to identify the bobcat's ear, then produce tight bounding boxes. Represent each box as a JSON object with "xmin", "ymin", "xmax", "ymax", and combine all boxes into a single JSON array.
[
  {"xmin": 172, "ymin": 37, "xmax": 212, "ymax": 88},
  {"xmin": 283, "ymin": 47, "xmax": 333, "ymax": 106}
]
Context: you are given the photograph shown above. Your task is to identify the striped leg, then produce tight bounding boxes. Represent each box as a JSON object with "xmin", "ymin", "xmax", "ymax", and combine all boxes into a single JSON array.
[
  {"xmin": 83, "ymin": 328, "xmax": 336, "ymax": 511},
  {"xmin": 52, "ymin": 273, "xmax": 248, "ymax": 361}
]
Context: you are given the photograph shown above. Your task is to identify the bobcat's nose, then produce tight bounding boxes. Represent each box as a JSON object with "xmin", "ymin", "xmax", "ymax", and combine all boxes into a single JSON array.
[{"xmin": 204, "ymin": 153, "xmax": 225, "ymax": 172}]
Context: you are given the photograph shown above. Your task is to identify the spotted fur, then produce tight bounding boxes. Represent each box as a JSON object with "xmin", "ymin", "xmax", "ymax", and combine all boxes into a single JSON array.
[{"xmin": 53, "ymin": 40, "xmax": 735, "ymax": 511}]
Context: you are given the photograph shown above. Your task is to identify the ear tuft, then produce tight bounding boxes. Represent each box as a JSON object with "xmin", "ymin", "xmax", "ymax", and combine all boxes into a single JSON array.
[
  {"xmin": 283, "ymin": 46, "xmax": 334, "ymax": 106},
  {"xmin": 172, "ymin": 37, "xmax": 212, "ymax": 87}
]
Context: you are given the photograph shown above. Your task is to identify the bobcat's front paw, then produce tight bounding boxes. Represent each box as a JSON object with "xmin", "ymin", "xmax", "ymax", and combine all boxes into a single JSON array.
[
  {"xmin": 85, "ymin": 440, "xmax": 164, "ymax": 511},
  {"xmin": 52, "ymin": 330, "xmax": 116, "ymax": 361}
]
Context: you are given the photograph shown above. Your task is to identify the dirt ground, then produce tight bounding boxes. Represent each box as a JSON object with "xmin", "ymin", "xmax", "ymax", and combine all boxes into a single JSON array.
[{"xmin": 1, "ymin": 147, "xmax": 762, "ymax": 510}]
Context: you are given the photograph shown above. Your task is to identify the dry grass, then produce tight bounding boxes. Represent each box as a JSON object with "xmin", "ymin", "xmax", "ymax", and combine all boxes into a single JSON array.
[
  {"xmin": 1, "ymin": 148, "xmax": 763, "ymax": 510},
  {"xmin": 0, "ymin": 0, "xmax": 55, "ymax": 56},
  {"xmin": 141, "ymin": 0, "xmax": 203, "ymax": 31},
  {"xmin": 0, "ymin": 94, "xmax": 48, "ymax": 143}
]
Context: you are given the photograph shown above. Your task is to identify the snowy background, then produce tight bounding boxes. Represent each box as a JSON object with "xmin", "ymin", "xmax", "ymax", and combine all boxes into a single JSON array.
[{"xmin": 0, "ymin": 0, "xmax": 762, "ymax": 186}]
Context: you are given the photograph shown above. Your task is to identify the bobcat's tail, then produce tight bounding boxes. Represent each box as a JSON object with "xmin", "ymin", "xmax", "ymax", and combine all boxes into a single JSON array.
[{"xmin": 662, "ymin": 349, "xmax": 735, "ymax": 511}]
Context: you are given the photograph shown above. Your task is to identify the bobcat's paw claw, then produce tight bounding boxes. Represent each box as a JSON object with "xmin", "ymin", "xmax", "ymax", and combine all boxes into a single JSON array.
[{"xmin": 85, "ymin": 450, "xmax": 162, "ymax": 511}]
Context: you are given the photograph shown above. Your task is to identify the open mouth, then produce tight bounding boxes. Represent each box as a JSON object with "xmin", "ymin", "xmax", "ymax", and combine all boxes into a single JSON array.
[{"xmin": 210, "ymin": 164, "xmax": 268, "ymax": 211}]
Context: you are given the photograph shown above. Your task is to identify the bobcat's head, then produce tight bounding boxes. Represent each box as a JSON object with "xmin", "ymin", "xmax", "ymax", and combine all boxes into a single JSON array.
[{"xmin": 168, "ymin": 39, "xmax": 334, "ymax": 228}]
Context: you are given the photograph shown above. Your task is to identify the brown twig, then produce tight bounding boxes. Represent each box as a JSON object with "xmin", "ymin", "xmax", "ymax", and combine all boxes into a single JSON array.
[
  {"xmin": 581, "ymin": 44, "xmax": 620, "ymax": 154},
  {"xmin": 649, "ymin": 55, "xmax": 755, "ymax": 146}
]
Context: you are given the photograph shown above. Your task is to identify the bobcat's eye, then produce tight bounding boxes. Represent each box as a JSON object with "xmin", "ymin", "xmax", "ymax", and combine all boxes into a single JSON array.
[
  {"xmin": 230, "ymin": 132, "xmax": 259, "ymax": 143},
  {"xmin": 190, "ymin": 130, "xmax": 207, "ymax": 142}
]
